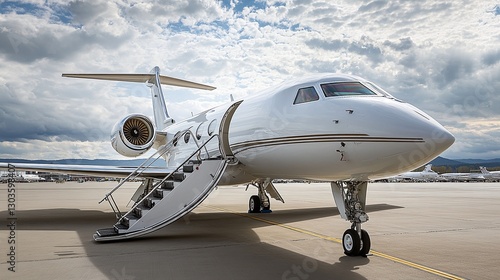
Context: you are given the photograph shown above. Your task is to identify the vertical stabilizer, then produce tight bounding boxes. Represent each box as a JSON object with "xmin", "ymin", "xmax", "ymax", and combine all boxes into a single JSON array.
[
  {"xmin": 148, "ymin": 67, "xmax": 173, "ymax": 130},
  {"xmin": 423, "ymin": 164, "xmax": 432, "ymax": 172}
]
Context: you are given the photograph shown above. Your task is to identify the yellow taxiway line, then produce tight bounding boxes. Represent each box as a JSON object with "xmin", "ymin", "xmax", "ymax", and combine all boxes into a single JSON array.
[{"xmin": 206, "ymin": 205, "xmax": 465, "ymax": 280}]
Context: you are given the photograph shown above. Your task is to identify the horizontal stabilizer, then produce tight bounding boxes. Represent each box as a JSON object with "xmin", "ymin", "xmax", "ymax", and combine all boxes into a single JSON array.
[{"xmin": 62, "ymin": 73, "xmax": 216, "ymax": 91}]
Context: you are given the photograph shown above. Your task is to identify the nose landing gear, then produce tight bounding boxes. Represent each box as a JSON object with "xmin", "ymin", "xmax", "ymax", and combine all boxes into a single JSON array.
[
  {"xmin": 342, "ymin": 228, "xmax": 371, "ymax": 257},
  {"xmin": 332, "ymin": 181, "xmax": 371, "ymax": 257}
]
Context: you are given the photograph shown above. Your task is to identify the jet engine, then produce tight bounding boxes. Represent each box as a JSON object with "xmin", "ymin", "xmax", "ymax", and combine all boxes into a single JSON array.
[{"xmin": 111, "ymin": 114, "xmax": 156, "ymax": 157}]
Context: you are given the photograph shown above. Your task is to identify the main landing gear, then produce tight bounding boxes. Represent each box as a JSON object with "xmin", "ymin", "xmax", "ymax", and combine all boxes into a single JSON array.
[
  {"xmin": 331, "ymin": 181, "xmax": 371, "ymax": 257},
  {"xmin": 248, "ymin": 194, "xmax": 271, "ymax": 213},
  {"xmin": 247, "ymin": 179, "xmax": 278, "ymax": 213}
]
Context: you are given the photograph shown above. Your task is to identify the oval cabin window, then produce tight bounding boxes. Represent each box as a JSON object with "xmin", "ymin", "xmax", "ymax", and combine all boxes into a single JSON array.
[{"xmin": 208, "ymin": 119, "xmax": 217, "ymax": 136}]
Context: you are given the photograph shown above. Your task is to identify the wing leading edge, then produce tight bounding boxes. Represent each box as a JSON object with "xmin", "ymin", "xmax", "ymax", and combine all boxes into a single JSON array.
[{"xmin": 0, "ymin": 163, "xmax": 173, "ymax": 179}]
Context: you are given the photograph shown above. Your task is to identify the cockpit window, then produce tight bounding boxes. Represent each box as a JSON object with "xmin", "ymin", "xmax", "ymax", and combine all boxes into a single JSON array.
[
  {"xmin": 364, "ymin": 82, "xmax": 396, "ymax": 99},
  {"xmin": 321, "ymin": 82, "xmax": 377, "ymax": 97},
  {"xmin": 293, "ymin": 87, "xmax": 320, "ymax": 105}
]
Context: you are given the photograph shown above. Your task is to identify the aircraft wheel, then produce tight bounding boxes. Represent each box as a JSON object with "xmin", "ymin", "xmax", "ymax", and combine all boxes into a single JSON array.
[
  {"xmin": 343, "ymin": 229, "xmax": 361, "ymax": 256},
  {"xmin": 359, "ymin": 229, "xmax": 371, "ymax": 256},
  {"xmin": 261, "ymin": 194, "xmax": 271, "ymax": 212},
  {"xmin": 249, "ymin": 195, "xmax": 261, "ymax": 213}
]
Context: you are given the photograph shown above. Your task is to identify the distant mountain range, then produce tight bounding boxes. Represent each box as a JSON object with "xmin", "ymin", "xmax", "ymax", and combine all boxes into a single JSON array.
[
  {"xmin": 2, "ymin": 156, "xmax": 500, "ymax": 171},
  {"xmin": 430, "ymin": 157, "xmax": 500, "ymax": 169}
]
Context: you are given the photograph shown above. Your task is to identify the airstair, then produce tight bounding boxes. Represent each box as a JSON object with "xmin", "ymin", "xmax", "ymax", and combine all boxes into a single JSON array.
[{"xmin": 94, "ymin": 132, "xmax": 228, "ymax": 241}]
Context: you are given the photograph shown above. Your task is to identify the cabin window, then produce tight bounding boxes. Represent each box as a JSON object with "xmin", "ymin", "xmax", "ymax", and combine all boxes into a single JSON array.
[
  {"xmin": 208, "ymin": 119, "xmax": 217, "ymax": 136},
  {"xmin": 173, "ymin": 131, "xmax": 181, "ymax": 146},
  {"xmin": 321, "ymin": 82, "xmax": 377, "ymax": 97},
  {"xmin": 184, "ymin": 131, "xmax": 191, "ymax": 143},
  {"xmin": 293, "ymin": 87, "xmax": 320, "ymax": 105},
  {"xmin": 196, "ymin": 123, "xmax": 204, "ymax": 140}
]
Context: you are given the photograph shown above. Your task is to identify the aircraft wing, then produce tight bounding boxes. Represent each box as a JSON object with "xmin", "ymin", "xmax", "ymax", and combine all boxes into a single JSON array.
[{"xmin": 0, "ymin": 163, "xmax": 174, "ymax": 179}]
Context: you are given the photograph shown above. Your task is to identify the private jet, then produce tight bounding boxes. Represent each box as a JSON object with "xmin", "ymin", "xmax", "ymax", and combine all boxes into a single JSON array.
[
  {"xmin": 440, "ymin": 170, "xmax": 485, "ymax": 182},
  {"xmin": 386, "ymin": 164, "xmax": 439, "ymax": 182},
  {"xmin": 479, "ymin": 166, "xmax": 500, "ymax": 181},
  {"xmin": 19, "ymin": 172, "xmax": 45, "ymax": 182},
  {"xmin": 0, "ymin": 171, "xmax": 44, "ymax": 182},
  {"xmin": 0, "ymin": 67, "xmax": 454, "ymax": 257}
]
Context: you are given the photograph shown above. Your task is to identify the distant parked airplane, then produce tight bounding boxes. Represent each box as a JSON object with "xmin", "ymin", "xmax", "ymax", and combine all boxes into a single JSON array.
[
  {"xmin": 0, "ymin": 171, "xmax": 44, "ymax": 182},
  {"xmin": 440, "ymin": 170, "xmax": 485, "ymax": 181},
  {"xmin": 479, "ymin": 166, "xmax": 500, "ymax": 181},
  {"xmin": 387, "ymin": 164, "xmax": 439, "ymax": 181}
]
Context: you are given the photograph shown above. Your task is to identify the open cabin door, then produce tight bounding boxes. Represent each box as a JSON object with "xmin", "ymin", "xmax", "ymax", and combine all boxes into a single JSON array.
[{"xmin": 218, "ymin": 100, "xmax": 243, "ymax": 158}]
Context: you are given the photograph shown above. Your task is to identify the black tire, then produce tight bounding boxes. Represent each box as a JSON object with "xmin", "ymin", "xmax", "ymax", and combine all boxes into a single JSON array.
[
  {"xmin": 249, "ymin": 195, "xmax": 261, "ymax": 213},
  {"xmin": 343, "ymin": 229, "xmax": 361, "ymax": 256},
  {"xmin": 359, "ymin": 229, "xmax": 371, "ymax": 256},
  {"xmin": 262, "ymin": 195, "xmax": 271, "ymax": 211}
]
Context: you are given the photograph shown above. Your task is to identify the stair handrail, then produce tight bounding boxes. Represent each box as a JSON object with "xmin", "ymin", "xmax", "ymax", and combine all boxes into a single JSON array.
[
  {"xmin": 99, "ymin": 128, "xmax": 193, "ymax": 204},
  {"xmin": 117, "ymin": 133, "xmax": 222, "ymax": 224}
]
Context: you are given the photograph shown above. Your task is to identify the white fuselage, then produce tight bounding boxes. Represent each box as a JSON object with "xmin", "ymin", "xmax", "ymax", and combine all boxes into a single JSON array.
[
  {"xmin": 161, "ymin": 74, "xmax": 454, "ymax": 185},
  {"xmin": 440, "ymin": 172, "xmax": 485, "ymax": 181},
  {"xmin": 391, "ymin": 171, "xmax": 440, "ymax": 181}
]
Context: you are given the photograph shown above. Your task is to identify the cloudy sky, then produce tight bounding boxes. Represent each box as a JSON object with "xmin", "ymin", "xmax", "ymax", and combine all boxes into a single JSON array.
[{"xmin": 0, "ymin": 0, "xmax": 499, "ymax": 160}]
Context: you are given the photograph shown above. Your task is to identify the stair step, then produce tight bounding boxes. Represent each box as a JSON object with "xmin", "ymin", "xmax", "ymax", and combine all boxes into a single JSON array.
[
  {"xmin": 143, "ymin": 197, "xmax": 158, "ymax": 209},
  {"xmin": 133, "ymin": 207, "xmax": 144, "ymax": 218},
  {"xmin": 120, "ymin": 214, "xmax": 138, "ymax": 228},
  {"xmin": 114, "ymin": 223, "xmax": 128, "ymax": 232},
  {"xmin": 120, "ymin": 216, "xmax": 130, "ymax": 228},
  {"xmin": 172, "ymin": 172, "xmax": 185, "ymax": 181},
  {"xmin": 153, "ymin": 189, "xmax": 165, "ymax": 198},
  {"xmin": 183, "ymin": 164, "xmax": 194, "ymax": 173},
  {"xmin": 96, "ymin": 228, "xmax": 118, "ymax": 237},
  {"xmin": 161, "ymin": 181, "xmax": 174, "ymax": 190}
]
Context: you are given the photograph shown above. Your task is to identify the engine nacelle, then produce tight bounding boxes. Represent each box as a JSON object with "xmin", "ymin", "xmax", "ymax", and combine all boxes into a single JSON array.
[{"xmin": 111, "ymin": 114, "xmax": 156, "ymax": 157}]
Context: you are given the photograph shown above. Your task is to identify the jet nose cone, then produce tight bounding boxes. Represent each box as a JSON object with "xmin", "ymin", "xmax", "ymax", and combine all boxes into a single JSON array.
[
  {"xmin": 430, "ymin": 126, "xmax": 455, "ymax": 156},
  {"xmin": 439, "ymin": 128, "xmax": 455, "ymax": 149}
]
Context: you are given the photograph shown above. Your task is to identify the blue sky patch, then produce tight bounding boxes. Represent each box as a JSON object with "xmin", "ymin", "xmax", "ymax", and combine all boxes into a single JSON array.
[
  {"xmin": 0, "ymin": 1, "xmax": 44, "ymax": 15},
  {"xmin": 221, "ymin": 0, "xmax": 267, "ymax": 13}
]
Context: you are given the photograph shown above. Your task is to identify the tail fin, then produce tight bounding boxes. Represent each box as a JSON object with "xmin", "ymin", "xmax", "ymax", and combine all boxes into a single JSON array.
[
  {"xmin": 63, "ymin": 66, "xmax": 215, "ymax": 130},
  {"xmin": 479, "ymin": 166, "xmax": 489, "ymax": 174},
  {"xmin": 149, "ymin": 66, "xmax": 172, "ymax": 130},
  {"xmin": 423, "ymin": 164, "xmax": 432, "ymax": 172}
]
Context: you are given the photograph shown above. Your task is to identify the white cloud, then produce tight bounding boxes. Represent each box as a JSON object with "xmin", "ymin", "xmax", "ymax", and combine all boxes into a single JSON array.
[{"xmin": 0, "ymin": 0, "xmax": 499, "ymax": 160}]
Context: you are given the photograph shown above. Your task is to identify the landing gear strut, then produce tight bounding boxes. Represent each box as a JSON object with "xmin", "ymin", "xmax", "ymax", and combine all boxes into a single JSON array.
[
  {"xmin": 331, "ymin": 181, "xmax": 371, "ymax": 257},
  {"xmin": 247, "ymin": 179, "xmax": 273, "ymax": 213}
]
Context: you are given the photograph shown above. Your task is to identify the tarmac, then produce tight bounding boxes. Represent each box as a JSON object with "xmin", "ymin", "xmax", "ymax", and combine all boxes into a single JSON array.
[{"xmin": 1, "ymin": 181, "xmax": 499, "ymax": 280}]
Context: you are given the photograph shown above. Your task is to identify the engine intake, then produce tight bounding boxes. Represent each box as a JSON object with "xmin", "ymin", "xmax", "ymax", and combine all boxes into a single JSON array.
[{"xmin": 111, "ymin": 114, "xmax": 156, "ymax": 157}]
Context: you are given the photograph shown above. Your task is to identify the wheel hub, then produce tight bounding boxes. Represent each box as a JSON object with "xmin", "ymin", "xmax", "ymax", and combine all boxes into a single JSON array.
[{"xmin": 344, "ymin": 234, "xmax": 354, "ymax": 251}]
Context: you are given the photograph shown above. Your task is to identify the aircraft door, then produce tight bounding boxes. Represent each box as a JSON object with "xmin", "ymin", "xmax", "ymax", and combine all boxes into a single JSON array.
[{"xmin": 218, "ymin": 100, "xmax": 243, "ymax": 158}]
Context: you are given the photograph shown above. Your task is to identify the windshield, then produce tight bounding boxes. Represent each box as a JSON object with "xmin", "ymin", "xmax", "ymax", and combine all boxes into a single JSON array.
[
  {"xmin": 321, "ymin": 82, "xmax": 377, "ymax": 97},
  {"xmin": 363, "ymin": 81, "xmax": 397, "ymax": 99}
]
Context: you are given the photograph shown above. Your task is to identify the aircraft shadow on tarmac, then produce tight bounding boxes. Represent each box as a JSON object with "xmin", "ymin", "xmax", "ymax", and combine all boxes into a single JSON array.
[{"xmin": 1, "ymin": 204, "xmax": 401, "ymax": 280}]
